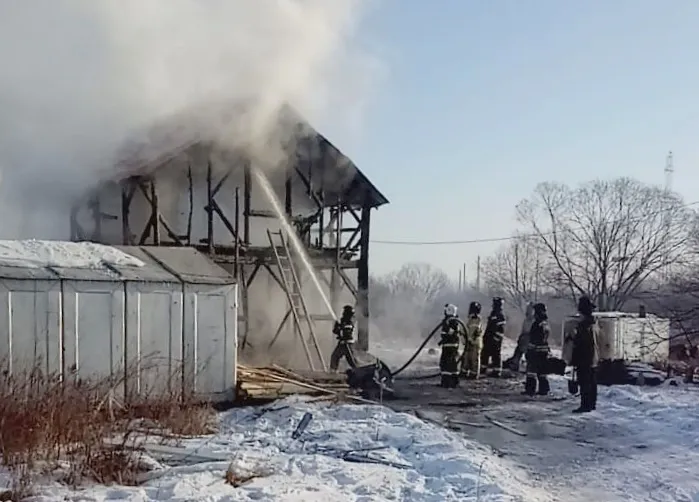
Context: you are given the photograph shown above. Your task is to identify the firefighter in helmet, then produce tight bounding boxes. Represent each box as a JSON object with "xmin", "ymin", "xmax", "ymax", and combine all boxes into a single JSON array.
[
  {"xmin": 460, "ymin": 301, "xmax": 484, "ymax": 379},
  {"xmin": 330, "ymin": 305, "xmax": 357, "ymax": 371},
  {"xmin": 523, "ymin": 302, "xmax": 551, "ymax": 396},
  {"xmin": 481, "ymin": 297, "xmax": 507, "ymax": 377},
  {"xmin": 505, "ymin": 302, "xmax": 535, "ymax": 371},
  {"xmin": 439, "ymin": 304, "xmax": 463, "ymax": 388},
  {"xmin": 571, "ymin": 296, "xmax": 599, "ymax": 413}
]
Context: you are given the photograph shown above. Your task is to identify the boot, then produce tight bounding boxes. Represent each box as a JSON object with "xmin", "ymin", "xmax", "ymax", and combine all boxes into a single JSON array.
[
  {"xmin": 522, "ymin": 376, "xmax": 536, "ymax": 396},
  {"xmin": 573, "ymin": 393, "xmax": 593, "ymax": 413},
  {"xmin": 537, "ymin": 377, "xmax": 550, "ymax": 396},
  {"xmin": 439, "ymin": 374, "xmax": 448, "ymax": 387}
]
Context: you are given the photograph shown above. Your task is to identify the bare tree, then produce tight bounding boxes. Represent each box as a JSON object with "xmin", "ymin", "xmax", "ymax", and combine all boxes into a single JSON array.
[
  {"xmin": 482, "ymin": 234, "xmax": 545, "ymax": 311},
  {"xmin": 370, "ymin": 263, "xmax": 452, "ymax": 341},
  {"xmin": 383, "ymin": 262, "xmax": 451, "ymax": 305},
  {"xmin": 516, "ymin": 178, "xmax": 696, "ymax": 311}
]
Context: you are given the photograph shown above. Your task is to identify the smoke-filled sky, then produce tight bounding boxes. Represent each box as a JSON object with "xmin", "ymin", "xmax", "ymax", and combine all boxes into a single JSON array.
[
  {"xmin": 0, "ymin": 0, "xmax": 378, "ymax": 240},
  {"xmin": 3, "ymin": 0, "xmax": 699, "ymax": 281}
]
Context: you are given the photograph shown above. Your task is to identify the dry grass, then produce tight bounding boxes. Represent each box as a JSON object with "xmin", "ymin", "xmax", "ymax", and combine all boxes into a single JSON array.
[{"xmin": 0, "ymin": 365, "xmax": 217, "ymax": 498}]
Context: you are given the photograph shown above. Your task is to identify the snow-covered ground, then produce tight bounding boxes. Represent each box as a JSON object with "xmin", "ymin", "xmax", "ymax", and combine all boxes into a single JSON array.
[
  {"xmin": 3, "ymin": 396, "xmax": 529, "ymax": 502},
  {"xmin": 4, "ymin": 337, "xmax": 699, "ymax": 501},
  {"xmin": 6, "ymin": 381, "xmax": 699, "ymax": 501},
  {"xmin": 449, "ymin": 377, "xmax": 699, "ymax": 502}
]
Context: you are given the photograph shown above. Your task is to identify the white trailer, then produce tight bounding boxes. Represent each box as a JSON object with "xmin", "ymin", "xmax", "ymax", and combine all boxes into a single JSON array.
[{"xmin": 561, "ymin": 312, "xmax": 670, "ymax": 364}]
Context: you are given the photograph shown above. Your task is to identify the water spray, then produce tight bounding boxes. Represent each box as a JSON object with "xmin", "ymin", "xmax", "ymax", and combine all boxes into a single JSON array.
[{"xmin": 251, "ymin": 166, "xmax": 337, "ymax": 321}]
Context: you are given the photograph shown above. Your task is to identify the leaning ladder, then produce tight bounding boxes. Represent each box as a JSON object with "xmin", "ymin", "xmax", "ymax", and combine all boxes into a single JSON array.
[{"xmin": 266, "ymin": 229, "xmax": 327, "ymax": 371}]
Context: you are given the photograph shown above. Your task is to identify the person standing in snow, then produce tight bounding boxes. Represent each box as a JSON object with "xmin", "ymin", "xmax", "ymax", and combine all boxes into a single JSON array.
[
  {"xmin": 481, "ymin": 297, "xmax": 507, "ymax": 377},
  {"xmin": 459, "ymin": 301, "xmax": 484, "ymax": 379},
  {"xmin": 439, "ymin": 304, "xmax": 464, "ymax": 388},
  {"xmin": 571, "ymin": 296, "xmax": 599, "ymax": 413},
  {"xmin": 330, "ymin": 305, "xmax": 358, "ymax": 371},
  {"xmin": 505, "ymin": 302, "xmax": 535, "ymax": 371},
  {"xmin": 523, "ymin": 303, "xmax": 551, "ymax": 396},
  {"xmin": 683, "ymin": 342, "xmax": 698, "ymax": 383}
]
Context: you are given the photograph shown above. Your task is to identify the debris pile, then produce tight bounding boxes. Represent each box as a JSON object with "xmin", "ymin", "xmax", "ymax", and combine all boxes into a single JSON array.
[{"xmin": 237, "ymin": 365, "xmax": 362, "ymax": 401}]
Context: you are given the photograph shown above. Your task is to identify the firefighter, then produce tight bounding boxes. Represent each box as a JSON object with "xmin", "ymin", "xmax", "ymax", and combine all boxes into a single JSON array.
[
  {"xmin": 439, "ymin": 303, "xmax": 462, "ymax": 388},
  {"xmin": 505, "ymin": 302, "xmax": 535, "ymax": 371},
  {"xmin": 460, "ymin": 301, "xmax": 484, "ymax": 379},
  {"xmin": 683, "ymin": 342, "xmax": 698, "ymax": 384},
  {"xmin": 481, "ymin": 297, "xmax": 506, "ymax": 377},
  {"xmin": 330, "ymin": 305, "xmax": 357, "ymax": 372},
  {"xmin": 571, "ymin": 296, "xmax": 599, "ymax": 413},
  {"xmin": 523, "ymin": 302, "xmax": 551, "ymax": 396}
]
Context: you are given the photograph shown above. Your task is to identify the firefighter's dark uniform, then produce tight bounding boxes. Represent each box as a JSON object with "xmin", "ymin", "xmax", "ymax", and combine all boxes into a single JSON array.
[
  {"xmin": 505, "ymin": 303, "xmax": 534, "ymax": 371},
  {"xmin": 439, "ymin": 316, "xmax": 462, "ymax": 388},
  {"xmin": 572, "ymin": 296, "xmax": 599, "ymax": 413},
  {"xmin": 524, "ymin": 304, "xmax": 551, "ymax": 396},
  {"xmin": 481, "ymin": 298, "xmax": 506, "ymax": 376},
  {"xmin": 330, "ymin": 309, "xmax": 357, "ymax": 371}
]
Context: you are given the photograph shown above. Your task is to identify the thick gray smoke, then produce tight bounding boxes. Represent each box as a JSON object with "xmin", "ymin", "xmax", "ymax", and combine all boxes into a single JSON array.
[{"xmin": 0, "ymin": 0, "xmax": 377, "ymax": 239}]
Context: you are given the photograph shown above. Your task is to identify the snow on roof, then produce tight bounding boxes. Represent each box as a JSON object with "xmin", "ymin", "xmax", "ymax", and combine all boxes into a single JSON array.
[
  {"xmin": 564, "ymin": 311, "xmax": 668, "ymax": 321},
  {"xmin": 0, "ymin": 240, "xmax": 144, "ymax": 269}
]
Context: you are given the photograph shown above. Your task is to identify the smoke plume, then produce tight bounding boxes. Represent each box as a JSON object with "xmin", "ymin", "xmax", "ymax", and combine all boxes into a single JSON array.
[{"xmin": 0, "ymin": 0, "xmax": 378, "ymax": 239}]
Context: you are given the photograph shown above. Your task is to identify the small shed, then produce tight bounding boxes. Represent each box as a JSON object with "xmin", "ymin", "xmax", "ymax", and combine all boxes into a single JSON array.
[{"xmin": 0, "ymin": 240, "xmax": 237, "ymax": 402}]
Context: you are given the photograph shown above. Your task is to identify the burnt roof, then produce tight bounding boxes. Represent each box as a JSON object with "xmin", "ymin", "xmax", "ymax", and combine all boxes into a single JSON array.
[{"xmin": 111, "ymin": 101, "xmax": 388, "ymax": 209}]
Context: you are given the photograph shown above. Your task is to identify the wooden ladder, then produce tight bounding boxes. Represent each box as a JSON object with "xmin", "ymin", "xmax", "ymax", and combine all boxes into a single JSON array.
[{"xmin": 266, "ymin": 229, "xmax": 327, "ymax": 371}]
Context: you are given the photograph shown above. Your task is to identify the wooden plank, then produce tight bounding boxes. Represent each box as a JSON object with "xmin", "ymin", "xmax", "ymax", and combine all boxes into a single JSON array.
[{"xmin": 484, "ymin": 415, "xmax": 527, "ymax": 437}]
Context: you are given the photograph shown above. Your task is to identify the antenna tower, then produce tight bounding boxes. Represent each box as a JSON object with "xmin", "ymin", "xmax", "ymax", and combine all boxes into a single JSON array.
[{"xmin": 665, "ymin": 150, "xmax": 674, "ymax": 192}]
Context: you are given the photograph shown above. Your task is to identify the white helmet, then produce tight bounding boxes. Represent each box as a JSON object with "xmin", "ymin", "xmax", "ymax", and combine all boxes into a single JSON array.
[{"xmin": 444, "ymin": 303, "xmax": 458, "ymax": 317}]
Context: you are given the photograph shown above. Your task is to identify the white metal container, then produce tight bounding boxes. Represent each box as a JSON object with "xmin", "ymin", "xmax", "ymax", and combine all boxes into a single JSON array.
[
  {"xmin": 0, "ymin": 243, "xmax": 238, "ymax": 402},
  {"xmin": 561, "ymin": 311, "xmax": 670, "ymax": 364}
]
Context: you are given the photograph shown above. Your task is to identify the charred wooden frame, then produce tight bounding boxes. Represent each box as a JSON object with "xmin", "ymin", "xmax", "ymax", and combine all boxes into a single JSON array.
[{"xmin": 70, "ymin": 139, "xmax": 386, "ymax": 355}]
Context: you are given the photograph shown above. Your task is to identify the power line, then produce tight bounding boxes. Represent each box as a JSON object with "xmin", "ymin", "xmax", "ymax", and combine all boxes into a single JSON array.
[{"xmin": 370, "ymin": 199, "xmax": 699, "ymax": 246}]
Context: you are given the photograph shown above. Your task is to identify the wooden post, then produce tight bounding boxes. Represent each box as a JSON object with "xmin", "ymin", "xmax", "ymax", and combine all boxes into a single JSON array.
[
  {"xmin": 357, "ymin": 204, "xmax": 371, "ymax": 351},
  {"xmin": 243, "ymin": 163, "xmax": 251, "ymax": 245},
  {"xmin": 206, "ymin": 161, "xmax": 214, "ymax": 254},
  {"xmin": 285, "ymin": 166, "xmax": 292, "ymax": 217},
  {"xmin": 150, "ymin": 180, "xmax": 160, "ymax": 246},
  {"xmin": 91, "ymin": 195, "xmax": 102, "ymax": 242},
  {"xmin": 234, "ymin": 186, "xmax": 241, "ymax": 280},
  {"xmin": 121, "ymin": 184, "xmax": 131, "ymax": 245}
]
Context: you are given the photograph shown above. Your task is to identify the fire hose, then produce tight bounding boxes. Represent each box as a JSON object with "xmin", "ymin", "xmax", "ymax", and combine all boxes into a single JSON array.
[{"xmin": 389, "ymin": 318, "xmax": 468, "ymax": 378}]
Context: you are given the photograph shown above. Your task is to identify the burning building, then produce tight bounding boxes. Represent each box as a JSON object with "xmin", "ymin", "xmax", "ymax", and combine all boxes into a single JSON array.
[{"xmin": 69, "ymin": 102, "xmax": 389, "ymax": 372}]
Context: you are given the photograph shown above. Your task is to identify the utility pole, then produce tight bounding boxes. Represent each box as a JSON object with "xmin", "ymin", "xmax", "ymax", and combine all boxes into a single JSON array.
[
  {"xmin": 475, "ymin": 255, "xmax": 481, "ymax": 292},
  {"xmin": 458, "ymin": 268, "xmax": 462, "ymax": 291},
  {"xmin": 462, "ymin": 263, "xmax": 466, "ymax": 292},
  {"xmin": 534, "ymin": 247, "xmax": 541, "ymax": 302},
  {"xmin": 514, "ymin": 242, "xmax": 520, "ymax": 300},
  {"xmin": 662, "ymin": 151, "xmax": 674, "ymax": 282}
]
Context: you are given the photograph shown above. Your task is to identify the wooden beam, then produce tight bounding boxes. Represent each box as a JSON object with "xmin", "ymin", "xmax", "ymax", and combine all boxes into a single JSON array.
[
  {"xmin": 206, "ymin": 161, "xmax": 214, "ymax": 254},
  {"xmin": 243, "ymin": 163, "xmax": 251, "ymax": 245},
  {"xmin": 186, "ymin": 165, "xmax": 194, "ymax": 245},
  {"xmin": 357, "ymin": 204, "xmax": 371, "ymax": 351},
  {"xmin": 285, "ymin": 166, "xmax": 292, "ymax": 217},
  {"xmin": 150, "ymin": 180, "xmax": 160, "ymax": 245},
  {"xmin": 121, "ymin": 183, "xmax": 136, "ymax": 245}
]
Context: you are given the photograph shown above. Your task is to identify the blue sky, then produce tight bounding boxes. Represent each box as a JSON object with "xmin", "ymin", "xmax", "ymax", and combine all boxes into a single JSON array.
[{"xmin": 325, "ymin": 0, "xmax": 699, "ymax": 279}]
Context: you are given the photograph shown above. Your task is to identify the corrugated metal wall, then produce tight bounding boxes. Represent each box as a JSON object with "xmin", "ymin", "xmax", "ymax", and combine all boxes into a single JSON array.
[{"xmin": 0, "ymin": 247, "xmax": 238, "ymax": 402}]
